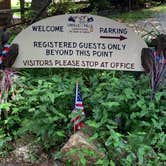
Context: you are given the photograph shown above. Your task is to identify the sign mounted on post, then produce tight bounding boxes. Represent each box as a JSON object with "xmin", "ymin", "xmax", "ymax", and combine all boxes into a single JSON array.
[{"xmin": 13, "ymin": 14, "xmax": 147, "ymax": 71}]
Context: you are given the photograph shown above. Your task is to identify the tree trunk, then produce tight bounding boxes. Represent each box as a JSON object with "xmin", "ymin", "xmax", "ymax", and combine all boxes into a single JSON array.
[
  {"xmin": 20, "ymin": 0, "xmax": 25, "ymax": 21},
  {"xmin": 30, "ymin": 0, "xmax": 51, "ymax": 24},
  {"xmin": 128, "ymin": 0, "xmax": 131, "ymax": 11},
  {"xmin": 31, "ymin": 0, "xmax": 50, "ymax": 12}
]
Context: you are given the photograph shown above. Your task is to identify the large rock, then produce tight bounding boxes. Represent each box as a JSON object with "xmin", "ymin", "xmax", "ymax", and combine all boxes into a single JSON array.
[{"xmin": 61, "ymin": 131, "xmax": 104, "ymax": 165}]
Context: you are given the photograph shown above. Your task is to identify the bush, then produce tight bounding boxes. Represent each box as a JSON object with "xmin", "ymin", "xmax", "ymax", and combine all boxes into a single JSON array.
[
  {"xmin": 85, "ymin": 71, "xmax": 166, "ymax": 165},
  {"xmin": 89, "ymin": 0, "xmax": 111, "ymax": 11},
  {"xmin": 47, "ymin": 1, "xmax": 83, "ymax": 15},
  {"xmin": 0, "ymin": 69, "xmax": 166, "ymax": 165}
]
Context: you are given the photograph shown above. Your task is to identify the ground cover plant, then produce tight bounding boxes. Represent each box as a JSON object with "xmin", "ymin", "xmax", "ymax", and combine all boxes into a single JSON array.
[{"xmin": 0, "ymin": 67, "xmax": 166, "ymax": 165}]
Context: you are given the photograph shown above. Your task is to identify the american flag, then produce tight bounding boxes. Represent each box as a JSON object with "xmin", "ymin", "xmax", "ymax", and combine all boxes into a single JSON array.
[{"xmin": 71, "ymin": 82, "xmax": 85, "ymax": 132}]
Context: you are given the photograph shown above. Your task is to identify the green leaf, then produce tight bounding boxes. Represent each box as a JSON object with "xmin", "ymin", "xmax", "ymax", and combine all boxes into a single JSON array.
[
  {"xmin": 158, "ymin": 153, "xmax": 166, "ymax": 161},
  {"xmin": 137, "ymin": 147, "xmax": 144, "ymax": 165},
  {"xmin": 95, "ymin": 159, "xmax": 104, "ymax": 165},
  {"xmin": 136, "ymin": 99, "xmax": 147, "ymax": 110},
  {"xmin": 79, "ymin": 153, "xmax": 86, "ymax": 166},
  {"xmin": 88, "ymin": 133, "xmax": 98, "ymax": 142},
  {"xmin": 102, "ymin": 102, "xmax": 120, "ymax": 108},
  {"xmin": 28, "ymin": 108, "xmax": 35, "ymax": 112},
  {"xmin": 0, "ymin": 103, "xmax": 11, "ymax": 110},
  {"xmin": 155, "ymin": 92, "xmax": 165, "ymax": 102},
  {"xmin": 56, "ymin": 131, "xmax": 65, "ymax": 137},
  {"xmin": 109, "ymin": 160, "xmax": 115, "ymax": 166},
  {"xmin": 124, "ymin": 88, "xmax": 135, "ymax": 99},
  {"xmin": 86, "ymin": 120, "xmax": 100, "ymax": 128},
  {"xmin": 12, "ymin": 108, "xmax": 19, "ymax": 114},
  {"xmin": 48, "ymin": 93, "xmax": 55, "ymax": 103},
  {"xmin": 66, "ymin": 149, "xmax": 77, "ymax": 156},
  {"xmin": 52, "ymin": 151, "xmax": 62, "ymax": 160},
  {"xmin": 105, "ymin": 136, "xmax": 112, "ymax": 146}
]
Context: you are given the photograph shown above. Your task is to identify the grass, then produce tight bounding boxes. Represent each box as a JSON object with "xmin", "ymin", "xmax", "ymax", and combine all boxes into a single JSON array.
[{"xmin": 110, "ymin": 4, "xmax": 166, "ymax": 22}]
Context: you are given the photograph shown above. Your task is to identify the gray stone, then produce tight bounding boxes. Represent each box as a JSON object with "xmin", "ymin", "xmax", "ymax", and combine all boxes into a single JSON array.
[
  {"xmin": 13, "ymin": 144, "xmax": 32, "ymax": 162},
  {"xmin": 60, "ymin": 131, "xmax": 104, "ymax": 165}
]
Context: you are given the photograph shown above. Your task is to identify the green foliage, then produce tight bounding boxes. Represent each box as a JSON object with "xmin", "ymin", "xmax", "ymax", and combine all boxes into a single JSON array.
[
  {"xmin": 0, "ymin": 128, "xmax": 12, "ymax": 156},
  {"xmin": 89, "ymin": 0, "xmax": 110, "ymax": 12},
  {"xmin": 0, "ymin": 68, "xmax": 166, "ymax": 165},
  {"xmin": 11, "ymin": 71, "xmax": 76, "ymax": 150},
  {"xmin": 47, "ymin": 1, "xmax": 87, "ymax": 15},
  {"xmin": 64, "ymin": 147, "xmax": 98, "ymax": 166},
  {"xmin": 84, "ymin": 71, "xmax": 166, "ymax": 165},
  {"xmin": 111, "ymin": 4, "xmax": 166, "ymax": 22}
]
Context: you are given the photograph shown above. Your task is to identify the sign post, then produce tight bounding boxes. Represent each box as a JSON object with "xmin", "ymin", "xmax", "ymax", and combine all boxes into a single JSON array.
[{"xmin": 13, "ymin": 14, "xmax": 147, "ymax": 71}]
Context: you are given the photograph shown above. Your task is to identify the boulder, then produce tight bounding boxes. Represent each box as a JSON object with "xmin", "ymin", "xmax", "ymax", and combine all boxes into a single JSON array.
[{"xmin": 61, "ymin": 131, "xmax": 104, "ymax": 165}]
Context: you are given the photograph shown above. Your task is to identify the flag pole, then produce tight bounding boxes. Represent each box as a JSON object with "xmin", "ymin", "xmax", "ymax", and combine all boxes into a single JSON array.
[{"xmin": 74, "ymin": 80, "xmax": 78, "ymax": 133}]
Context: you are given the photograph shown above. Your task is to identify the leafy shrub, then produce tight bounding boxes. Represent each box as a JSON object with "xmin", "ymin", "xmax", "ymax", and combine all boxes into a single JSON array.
[
  {"xmin": 89, "ymin": 0, "xmax": 110, "ymax": 12},
  {"xmin": 85, "ymin": 71, "xmax": 166, "ymax": 165},
  {"xmin": 47, "ymin": 1, "xmax": 84, "ymax": 15},
  {"xmin": 0, "ymin": 69, "xmax": 166, "ymax": 165}
]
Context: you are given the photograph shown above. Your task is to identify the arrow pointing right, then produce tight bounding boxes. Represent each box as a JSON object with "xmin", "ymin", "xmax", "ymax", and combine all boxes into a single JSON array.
[{"xmin": 100, "ymin": 35, "xmax": 127, "ymax": 41}]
